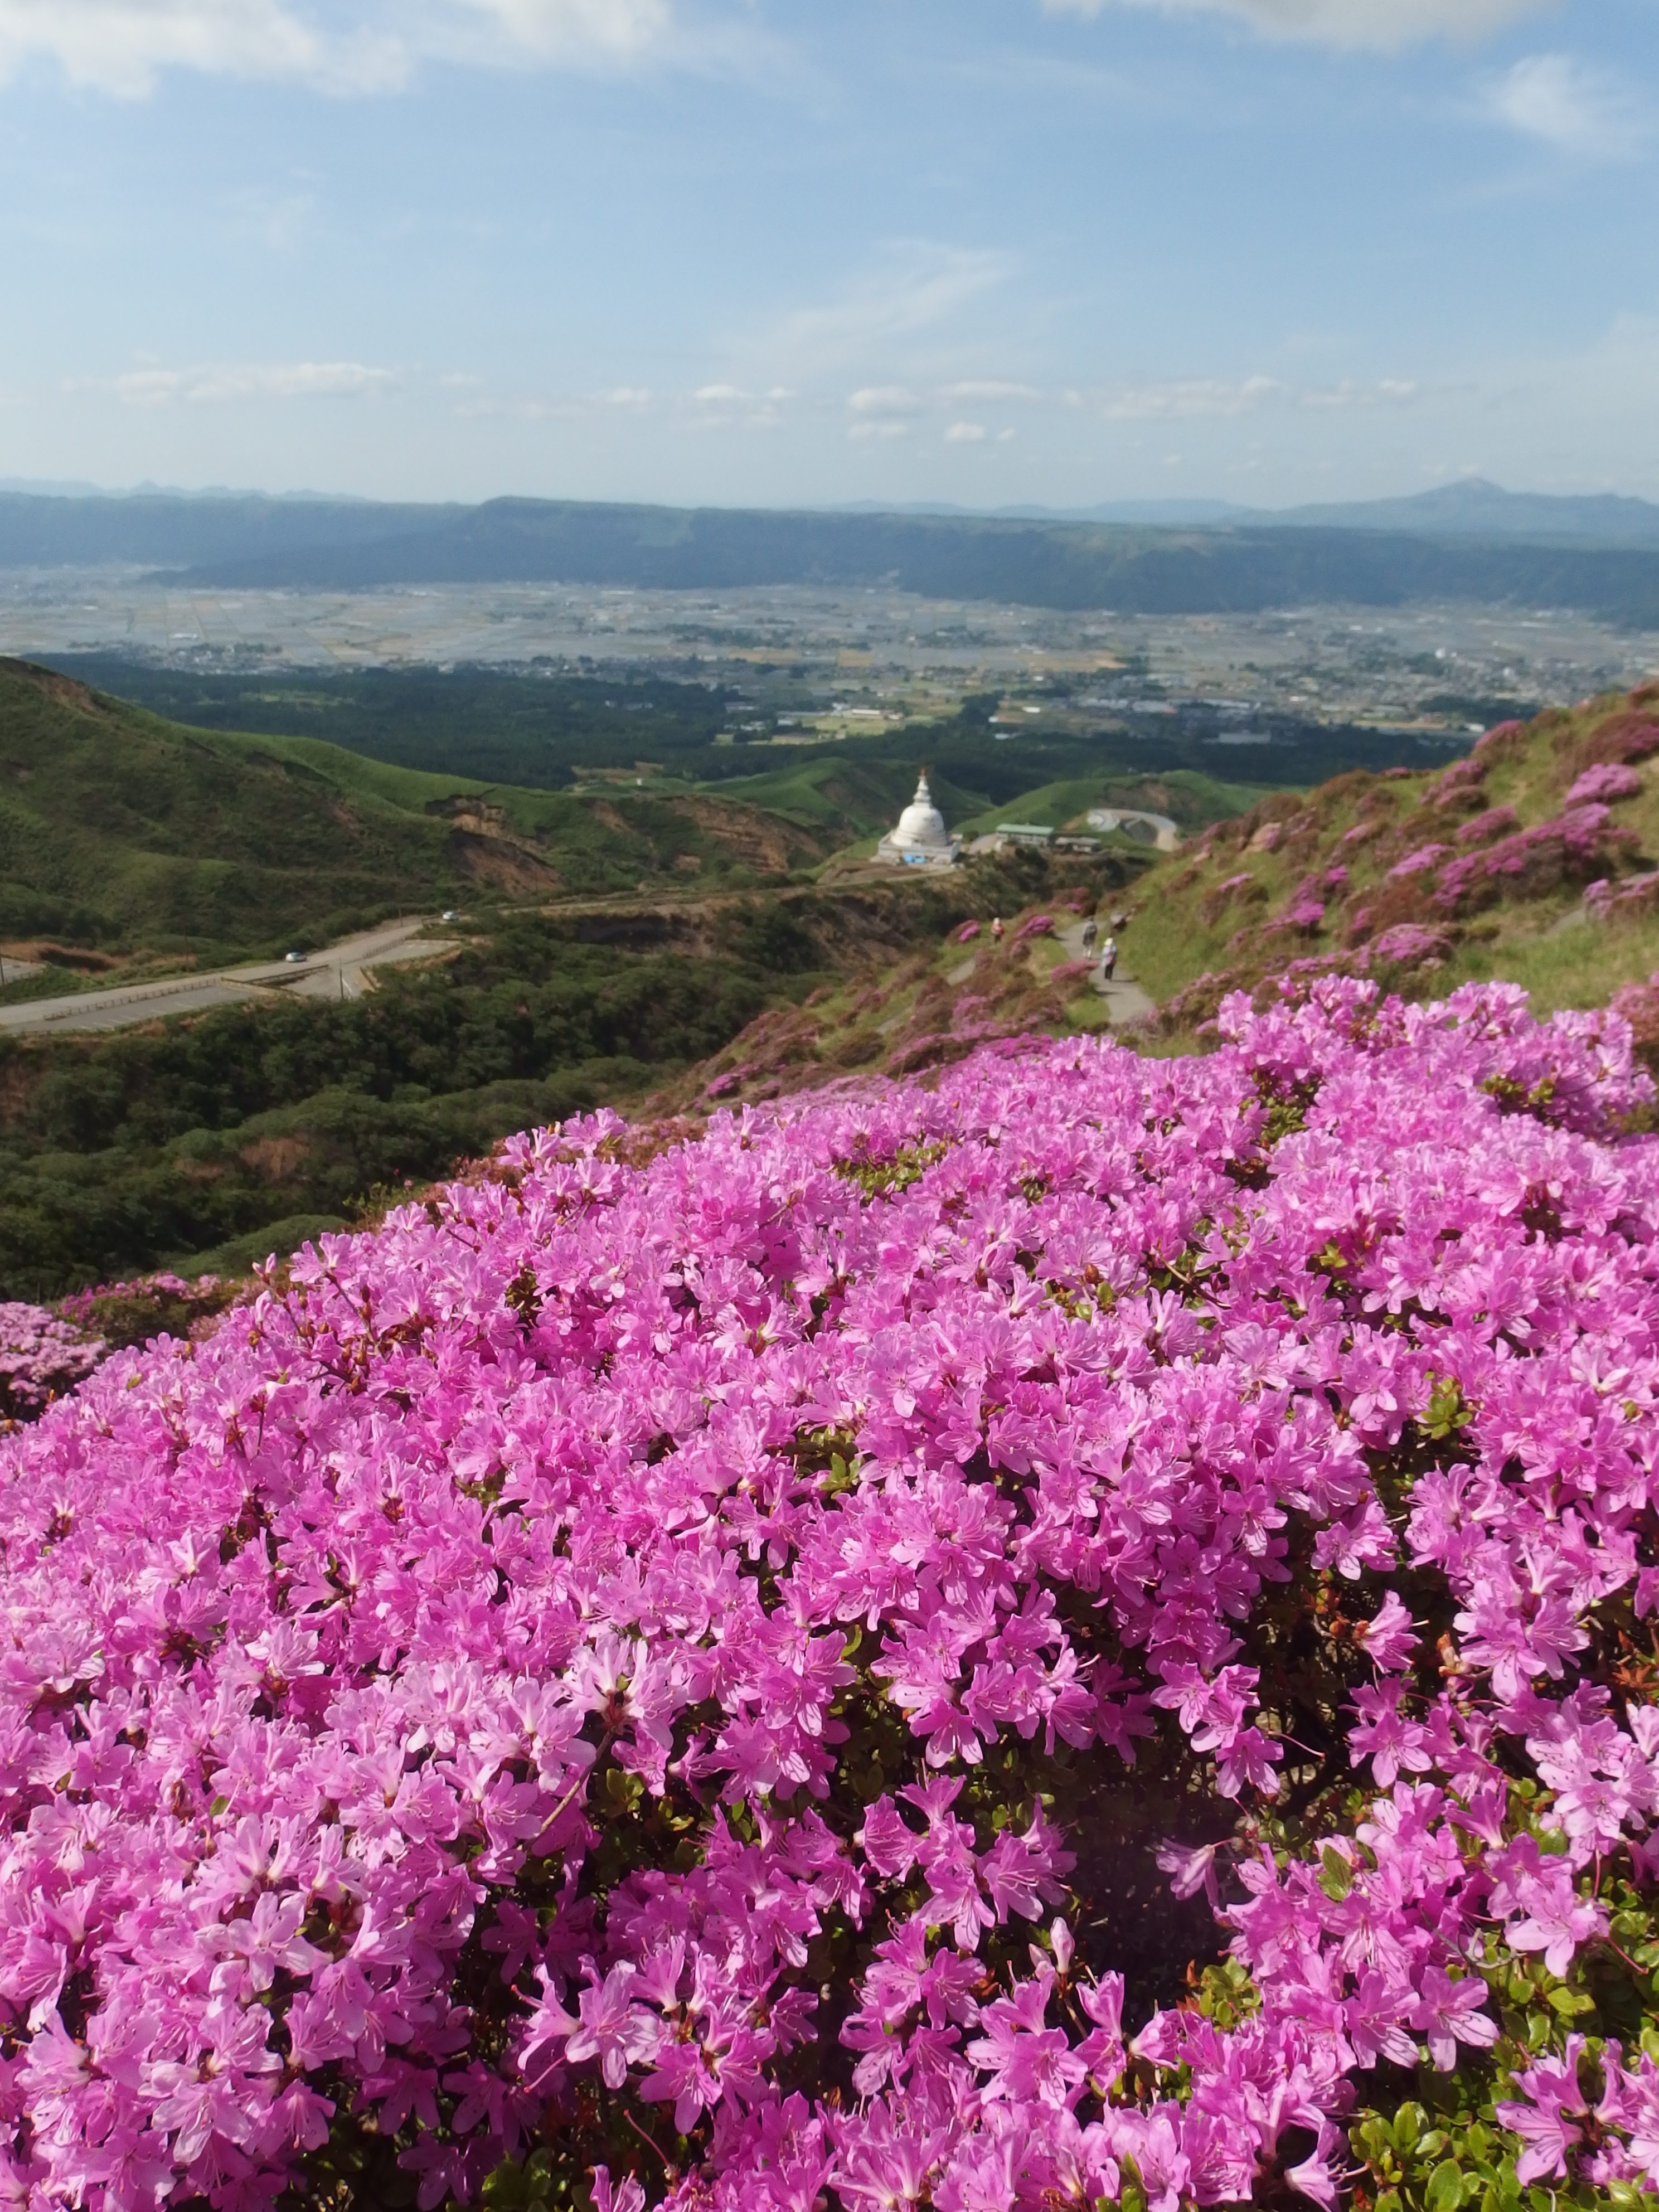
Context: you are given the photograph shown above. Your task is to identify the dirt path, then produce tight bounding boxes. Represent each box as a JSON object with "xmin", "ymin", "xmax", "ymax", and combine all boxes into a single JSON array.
[{"xmin": 1057, "ymin": 920, "xmax": 1157, "ymax": 1027}]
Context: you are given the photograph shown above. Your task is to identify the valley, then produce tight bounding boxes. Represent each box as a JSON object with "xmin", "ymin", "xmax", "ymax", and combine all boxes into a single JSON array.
[{"xmin": 6, "ymin": 630, "xmax": 1659, "ymax": 1309}]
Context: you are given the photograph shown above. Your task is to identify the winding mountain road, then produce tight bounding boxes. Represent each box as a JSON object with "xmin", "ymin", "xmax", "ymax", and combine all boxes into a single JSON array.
[{"xmin": 0, "ymin": 918, "xmax": 459, "ymax": 1038}]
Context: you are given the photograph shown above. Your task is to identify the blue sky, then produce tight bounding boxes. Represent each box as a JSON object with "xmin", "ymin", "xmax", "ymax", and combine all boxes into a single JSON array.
[{"xmin": 0, "ymin": 0, "xmax": 1655, "ymax": 508}]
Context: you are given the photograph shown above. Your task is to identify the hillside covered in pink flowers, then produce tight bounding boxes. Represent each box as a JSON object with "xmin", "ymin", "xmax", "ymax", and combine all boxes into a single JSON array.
[
  {"xmin": 7, "ymin": 969, "xmax": 1659, "ymax": 2212},
  {"xmin": 1131, "ymin": 683, "xmax": 1659, "ymax": 1039}
]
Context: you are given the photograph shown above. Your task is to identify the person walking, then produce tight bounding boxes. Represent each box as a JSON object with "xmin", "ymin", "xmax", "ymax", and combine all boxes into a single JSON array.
[
  {"xmin": 1081, "ymin": 917, "xmax": 1098, "ymax": 954},
  {"xmin": 991, "ymin": 915, "xmax": 1004, "ymax": 944},
  {"xmin": 1099, "ymin": 934, "xmax": 1117, "ymax": 983}
]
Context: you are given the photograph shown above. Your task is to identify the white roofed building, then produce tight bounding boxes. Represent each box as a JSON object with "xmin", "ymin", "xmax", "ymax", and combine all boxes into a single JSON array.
[{"xmin": 875, "ymin": 772, "xmax": 961, "ymax": 870}]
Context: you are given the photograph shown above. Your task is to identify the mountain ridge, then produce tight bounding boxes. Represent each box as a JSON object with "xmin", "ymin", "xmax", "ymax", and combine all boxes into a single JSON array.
[{"xmin": 9, "ymin": 486, "xmax": 1659, "ymax": 624}]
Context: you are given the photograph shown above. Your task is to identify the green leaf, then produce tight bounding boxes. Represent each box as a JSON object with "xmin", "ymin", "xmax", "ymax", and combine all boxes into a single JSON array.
[
  {"xmin": 1427, "ymin": 2160, "xmax": 1466, "ymax": 2212},
  {"xmin": 1393, "ymin": 2106, "xmax": 1425, "ymax": 2155},
  {"xmin": 1546, "ymin": 1986, "xmax": 1595, "ymax": 2017},
  {"xmin": 1319, "ymin": 1845, "xmax": 1354, "ymax": 1901},
  {"xmin": 1422, "ymin": 1374, "xmax": 1472, "ymax": 1438}
]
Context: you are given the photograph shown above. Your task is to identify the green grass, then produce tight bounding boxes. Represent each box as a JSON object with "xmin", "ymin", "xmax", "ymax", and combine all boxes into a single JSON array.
[
  {"xmin": 953, "ymin": 769, "xmax": 1270, "ymax": 840},
  {"xmin": 691, "ymin": 756, "xmax": 991, "ymax": 840},
  {"xmin": 1117, "ymin": 685, "xmax": 1659, "ymax": 1031},
  {"xmin": 0, "ymin": 659, "xmax": 843, "ymax": 964}
]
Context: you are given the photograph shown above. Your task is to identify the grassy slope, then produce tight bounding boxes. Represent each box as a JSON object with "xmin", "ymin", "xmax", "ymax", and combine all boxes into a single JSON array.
[
  {"xmin": 664, "ymin": 687, "xmax": 1659, "ymax": 1118},
  {"xmin": 0, "ymin": 661, "xmax": 840, "ymax": 963},
  {"xmin": 644, "ymin": 848, "xmax": 1154, "ymax": 1118},
  {"xmin": 1119, "ymin": 682, "xmax": 1659, "ymax": 1033},
  {"xmin": 953, "ymin": 768, "xmax": 1271, "ymax": 839},
  {"xmin": 0, "ymin": 663, "xmax": 469, "ymax": 957},
  {"xmin": 691, "ymin": 756, "xmax": 992, "ymax": 840}
]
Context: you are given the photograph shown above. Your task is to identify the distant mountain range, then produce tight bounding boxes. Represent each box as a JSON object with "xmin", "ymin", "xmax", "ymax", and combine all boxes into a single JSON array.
[
  {"xmin": 921, "ymin": 479, "xmax": 1659, "ymax": 545},
  {"xmin": 6, "ymin": 479, "xmax": 1659, "ymax": 624},
  {"xmin": 1250, "ymin": 478, "xmax": 1659, "ymax": 549}
]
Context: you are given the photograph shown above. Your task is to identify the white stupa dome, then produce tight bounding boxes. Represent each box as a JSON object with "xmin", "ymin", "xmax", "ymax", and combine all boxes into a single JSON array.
[{"xmin": 890, "ymin": 772, "xmax": 951, "ymax": 851}]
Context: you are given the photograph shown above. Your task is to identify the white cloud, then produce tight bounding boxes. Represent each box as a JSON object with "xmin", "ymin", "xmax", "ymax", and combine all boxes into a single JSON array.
[
  {"xmin": 1484, "ymin": 55, "xmax": 1650, "ymax": 159},
  {"xmin": 943, "ymin": 379, "xmax": 1043, "ymax": 402},
  {"xmin": 1042, "ymin": 0, "xmax": 1545, "ymax": 54},
  {"xmin": 0, "ymin": 0, "xmax": 675, "ymax": 96},
  {"xmin": 944, "ymin": 420, "xmax": 988, "ymax": 442},
  {"xmin": 772, "ymin": 245, "xmax": 1012, "ymax": 372},
  {"xmin": 847, "ymin": 385, "xmax": 923, "ymax": 416},
  {"xmin": 438, "ymin": 0, "xmax": 668, "ymax": 64},
  {"xmin": 848, "ymin": 420, "xmax": 910, "ymax": 442},
  {"xmin": 0, "ymin": 1, "xmax": 404, "ymax": 95},
  {"xmin": 1083, "ymin": 373, "xmax": 1417, "ymax": 418},
  {"xmin": 111, "ymin": 360, "xmax": 396, "ymax": 403}
]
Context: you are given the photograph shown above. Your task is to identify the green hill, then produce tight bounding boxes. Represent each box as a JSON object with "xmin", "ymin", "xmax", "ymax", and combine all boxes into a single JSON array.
[
  {"xmin": 952, "ymin": 768, "xmax": 1269, "ymax": 840},
  {"xmin": 0, "ymin": 660, "xmax": 835, "ymax": 963},
  {"xmin": 1119, "ymin": 681, "xmax": 1659, "ymax": 1035}
]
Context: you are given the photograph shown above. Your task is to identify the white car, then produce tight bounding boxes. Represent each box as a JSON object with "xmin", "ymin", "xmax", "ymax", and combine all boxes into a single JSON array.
[{"xmin": 284, "ymin": 951, "xmax": 305, "ymax": 964}]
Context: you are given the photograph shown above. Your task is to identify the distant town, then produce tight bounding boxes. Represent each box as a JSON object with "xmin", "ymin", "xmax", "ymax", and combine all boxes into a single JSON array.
[{"xmin": 2, "ymin": 570, "xmax": 1655, "ymax": 756}]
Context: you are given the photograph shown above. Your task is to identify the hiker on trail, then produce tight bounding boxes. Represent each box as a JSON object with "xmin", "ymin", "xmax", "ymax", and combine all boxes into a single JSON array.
[
  {"xmin": 991, "ymin": 915, "xmax": 1004, "ymax": 944},
  {"xmin": 1081, "ymin": 917, "xmax": 1098, "ymax": 953},
  {"xmin": 1100, "ymin": 935, "xmax": 1118, "ymax": 983}
]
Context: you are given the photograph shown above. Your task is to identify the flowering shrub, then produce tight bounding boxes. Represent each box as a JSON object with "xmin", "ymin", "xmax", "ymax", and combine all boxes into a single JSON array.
[
  {"xmin": 1012, "ymin": 913, "xmax": 1055, "ymax": 945},
  {"xmin": 9, "ymin": 980, "xmax": 1659, "ymax": 2211},
  {"xmin": 1586, "ymin": 874, "xmax": 1659, "ymax": 923},
  {"xmin": 56, "ymin": 1269, "xmax": 231, "ymax": 1352},
  {"xmin": 1611, "ymin": 970, "xmax": 1659, "ymax": 1069},
  {"xmin": 1366, "ymin": 923, "xmax": 1453, "ymax": 970},
  {"xmin": 1575, "ymin": 716, "xmax": 1659, "ymax": 769},
  {"xmin": 1386, "ymin": 845, "xmax": 1449, "ymax": 883},
  {"xmin": 1432, "ymin": 804, "xmax": 1628, "ymax": 916},
  {"xmin": 1453, "ymin": 806, "xmax": 1520, "ymax": 848},
  {"xmin": 1566, "ymin": 764, "xmax": 1642, "ymax": 808},
  {"xmin": 953, "ymin": 921, "xmax": 982, "ymax": 945},
  {"xmin": 0, "ymin": 1302, "xmax": 102, "ymax": 1419}
]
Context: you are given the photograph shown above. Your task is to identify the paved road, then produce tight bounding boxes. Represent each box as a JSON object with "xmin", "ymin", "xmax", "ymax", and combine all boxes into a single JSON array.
[
  {"xmin": 1058, "ymin": 920, "xmax": 1157, "ymax": 1027},
  {"xmin": 0, "ymin": 918, "xmax": 459, "ymax": 1037}
]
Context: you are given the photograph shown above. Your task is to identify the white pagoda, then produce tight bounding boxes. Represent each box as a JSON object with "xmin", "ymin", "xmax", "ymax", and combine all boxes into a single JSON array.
[{"xmin": 875, "ymin": 772, "xmax": 961, "ymax": 870}]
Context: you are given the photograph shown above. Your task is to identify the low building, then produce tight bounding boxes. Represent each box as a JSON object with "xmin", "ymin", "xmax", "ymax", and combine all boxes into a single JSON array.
[
  {"xmin": 875, "ymin": 772, "xmax": 962, "ymax": 869},
  {"xmin": 995, "ymin": 822, "xmax": 1055, "ymax": 848}
]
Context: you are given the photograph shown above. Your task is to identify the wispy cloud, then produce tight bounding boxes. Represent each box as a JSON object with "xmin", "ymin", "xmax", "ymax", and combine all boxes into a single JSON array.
[
  {"xmin": 0, "ymin": 2, "xmax": 404, "ymax": 96},
  {"xmin": 1483, "ymin": 55, "xmax": 1651, "ymax": 161},
  {"xmin": 944, "ymin": 420, "xmax": 989, "ymax": 443},
  {"xmin": 0, "ymin": 0, "xmax": 678, "ymax": 97},
  {"xmin": 1080, "ymin": 374, "xmax": 1418, "ymax": 418},
  {"xmin": 770, "ymin": 245, "xmax": 1012, "ymax": 373},
  {"xmin": 434, "ymin": 0, "xmax": 668, "ymax": 65},
  {"xmin": 109, "ymin": 360, "xmax": 396, "ymax": 404},
  {"xmin": 1041, "ymin": 0, "xmax": 1545, "ymax": 54},
  {"xmin": 846, "ymin": 385, "xmax": 923, "ymax": 418},
  {"xmin": 944, "ymin": 380, "xmax": 1043, "ymax": 404},
  {"xmin": 691, "ymin": 383, "xmax": 792, "ymax": 428}
]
